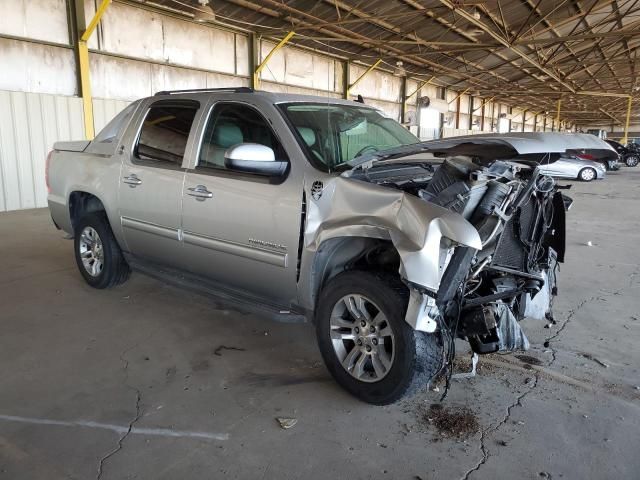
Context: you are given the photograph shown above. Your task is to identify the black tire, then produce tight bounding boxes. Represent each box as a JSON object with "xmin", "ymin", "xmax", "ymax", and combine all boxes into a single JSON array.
[
  {"xmin": 315, "ymin": 271, "xmax": 443, "ymax": 405},
  {"xmin": 74, "ymin": 213, "xmax": 130, "ymax": 289},
  {"xmin": 625, "ymin": 155, "xmax": 639, "ymax": 167},
  {"xmin": 578, "ymin": 167, "xmax": 596, "ymax": 182}
]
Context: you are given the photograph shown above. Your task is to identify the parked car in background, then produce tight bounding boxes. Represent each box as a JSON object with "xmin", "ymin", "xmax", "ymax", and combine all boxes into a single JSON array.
[
  {"xmin": 538, "ymin": 155, "xmax": 606, "ymax": 181},
  {"xmin": 606, "ymin": 139, "xmax": 639, "ymax": 167}
]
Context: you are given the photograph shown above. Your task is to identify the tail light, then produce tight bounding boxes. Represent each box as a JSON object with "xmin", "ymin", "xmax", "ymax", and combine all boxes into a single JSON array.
[
  {"xmin": 45, "ymin": 150, "xmax": 53, "ymax": 193},
  {"xmin": 577, "ymin": 153, "xmax": 595, "ymax": 160}
]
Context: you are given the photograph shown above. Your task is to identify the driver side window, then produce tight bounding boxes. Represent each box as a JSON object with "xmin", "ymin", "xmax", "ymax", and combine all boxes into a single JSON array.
[{"xmin": 198, "ymin": 103, "xmax": 288, "ymax": 171}]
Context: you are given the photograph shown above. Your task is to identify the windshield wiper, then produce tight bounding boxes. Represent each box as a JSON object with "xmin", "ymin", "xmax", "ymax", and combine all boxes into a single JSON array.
[{"xmin": 347, "ymin": 142, "xmax": 431, "ymax": 169}]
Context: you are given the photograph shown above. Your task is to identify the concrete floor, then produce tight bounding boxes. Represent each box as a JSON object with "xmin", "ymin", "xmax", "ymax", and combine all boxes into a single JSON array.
[{"xmin": 1, "ymin": 171, "xmax": 639, "ymax": 480}]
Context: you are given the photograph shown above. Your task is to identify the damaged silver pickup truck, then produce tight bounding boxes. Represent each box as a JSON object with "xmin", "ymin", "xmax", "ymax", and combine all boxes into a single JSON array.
[{"xmin": 47, "ymin": 88, "xmax": 569, "ymax": 404}]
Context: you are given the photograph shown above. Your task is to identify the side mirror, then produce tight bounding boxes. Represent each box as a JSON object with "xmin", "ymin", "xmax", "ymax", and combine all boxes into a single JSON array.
[{"xmin": 224, "ymin": 143, "xmax": 288, "ymax": 176}]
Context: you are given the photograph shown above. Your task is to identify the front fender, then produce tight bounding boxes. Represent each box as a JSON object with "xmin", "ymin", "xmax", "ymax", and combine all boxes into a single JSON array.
[{"xmin": 304, "ymin": 177, "xmax": 481, "ymax": 292}]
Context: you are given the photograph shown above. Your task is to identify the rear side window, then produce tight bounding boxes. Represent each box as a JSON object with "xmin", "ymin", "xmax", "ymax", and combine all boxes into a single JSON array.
[
  {"xmin": 94, "ymin": 102, "xmax": 138, "ymax": 145},
  {"xmin": 135, "ymin": 102, "xmax": 198, "ymax": 167}
]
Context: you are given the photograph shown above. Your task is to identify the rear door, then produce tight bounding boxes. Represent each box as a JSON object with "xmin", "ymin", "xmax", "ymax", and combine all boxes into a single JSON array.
[
  {"xmin": 539, "ymin": 157, "xmax": 574, "ymax": 178},
  {"xmin": 118, "ymin": 99, "xmax": 200, "ymax": 266},
  {"xmin": 180, "ymin": 100, "xmax": 303, "ymax": 304}
]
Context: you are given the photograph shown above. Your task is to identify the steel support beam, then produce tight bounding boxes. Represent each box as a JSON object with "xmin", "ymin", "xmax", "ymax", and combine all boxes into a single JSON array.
[
  {"xmin": 598, "ymin": 108, "xmax": 623, "ymax": 125},
  {"xmin": 342, "ymin": 60, "xmax": 350, "ymax": 99},
  {"xmin": 76, "ymin": 0, "xmax": 111, "ymax": 140},
  {"xmin": 401, "ymin": 76, "xmax": 434, "ymax": 121},
  {"xmin": 472, "ymin": 96, "xmax": 495, "ymax": 113},
  {"xmin": 438, "ymin": 0, "xmax": 577, "ymax": 93},
  {"xmin": 400, "ymin": 76, "xmax": 407, "ymax": 124},
  {"xmin": 254, "ymin": 31, "xmax": 295, "ymax": 90},
  {"xmin": 448, "ymin": 87, "xmax": 470, "ymax": 105},
  {"xmin": 406, "ymin": 77, "xmax": 434, "ymax": 101},
  {"xmin": 555, "ymin": 98, "xmax": 562, "ymax": 127},
  {"xmin": 346, "ymin": 59, "xmax": 381, "ymax": 98},
  {"xmin": 622, "ymin": 96, "xmax": 633, "ymax": 145},
  {"xmin": 577, "ymin": 91, "xmax": 632, "ymax": 98},
  {"xmin": 248, "ymin": 32, "xmax": 258, "ymax": 89}
]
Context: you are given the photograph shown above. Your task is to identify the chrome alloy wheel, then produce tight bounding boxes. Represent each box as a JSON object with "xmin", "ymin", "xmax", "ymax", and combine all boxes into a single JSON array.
[
  {"xmin": 581, "ymin": 168, "xmax": 596, "ymax": 181},
  {"xmin": 78, "ymin": 226, "xmax": 104, "ymax": 277},
  {"xmin": 329, "ymin": 294, "xmax": 395, "ymax": 383}
]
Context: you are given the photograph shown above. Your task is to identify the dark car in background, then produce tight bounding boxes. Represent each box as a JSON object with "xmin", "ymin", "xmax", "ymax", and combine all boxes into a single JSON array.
[{"xmin": 605, "ymin": 140, "xmax": 639, "ymax": 167}]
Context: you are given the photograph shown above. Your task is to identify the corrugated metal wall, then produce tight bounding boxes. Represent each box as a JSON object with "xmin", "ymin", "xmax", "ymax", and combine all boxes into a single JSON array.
[
  {"xmin": 0, "ymin": 0, "xmax": 563, "ymax": 212},
  {"xmin": 0, "ymin": 90, "xmax": 84, "ymax": 212},
  {"xmin": 93, "ymin": 97, "xmax": 131, "ymax": 135}
]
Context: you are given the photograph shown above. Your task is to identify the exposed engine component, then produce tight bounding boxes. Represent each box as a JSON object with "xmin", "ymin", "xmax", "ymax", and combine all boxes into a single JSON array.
[{"xmin": 352, "ymin": 155, "xmax": 566, "ymax": 362}]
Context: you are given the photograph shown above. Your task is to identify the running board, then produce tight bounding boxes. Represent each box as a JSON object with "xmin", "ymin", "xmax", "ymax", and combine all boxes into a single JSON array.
[{"xmin": 124, "ymin": 254, "xmax": 307, "ymax": 324}]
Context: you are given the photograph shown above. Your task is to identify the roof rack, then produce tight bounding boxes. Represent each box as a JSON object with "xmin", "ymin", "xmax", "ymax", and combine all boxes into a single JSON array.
[{"xmin": 154, "ymin": 87, "xmax": 254, "ymax": 96}]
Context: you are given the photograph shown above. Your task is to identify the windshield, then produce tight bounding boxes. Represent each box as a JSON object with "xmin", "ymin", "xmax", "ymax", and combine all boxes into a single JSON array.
[{"xmin": 278, "ymin": 102, "xmax": 419, "ymax": 171}]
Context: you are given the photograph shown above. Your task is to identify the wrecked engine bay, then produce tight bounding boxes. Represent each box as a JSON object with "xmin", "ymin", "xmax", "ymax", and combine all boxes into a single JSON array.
[{"xmin": 341, "ymin": 153, "xmax": 568, "ymax": 360}]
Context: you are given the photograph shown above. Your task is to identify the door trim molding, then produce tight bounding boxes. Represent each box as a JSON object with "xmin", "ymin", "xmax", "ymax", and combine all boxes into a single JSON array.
[
  {"xmin": 121, "ymin": 216, "xmax": 179, "ymax": 240},
  {"xmin": 183, "ymin": 230, "xmax": 288, "ymax": 268}
]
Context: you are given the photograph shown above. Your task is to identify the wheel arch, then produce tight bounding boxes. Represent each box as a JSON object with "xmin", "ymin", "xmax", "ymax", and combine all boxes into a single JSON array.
[
  {"xmin": 68, "ymin": 191, "xmax": 108, "ymax": 231},
  {"xmin": 306, "ymin": 236, "xmax": 402, "ymax": 314}
]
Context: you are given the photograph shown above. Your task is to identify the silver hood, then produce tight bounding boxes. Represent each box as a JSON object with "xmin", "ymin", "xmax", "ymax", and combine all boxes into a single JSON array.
[
  {"xmin": 415, "ymin": 132, "xmax": 616, "ymax": 155},
  {"xmin": 350, "ymin": 132, "xmax": 617, "ymax": 168}
]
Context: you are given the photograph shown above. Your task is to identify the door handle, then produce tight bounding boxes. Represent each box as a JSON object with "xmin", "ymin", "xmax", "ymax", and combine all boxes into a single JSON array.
[
  {"xmin": 123, "ymin": 174, "xmax": 142, "ymax": 186},
  {"xmin": 187, "ymin": 185, "xmax": 213, "ymax": 201}
]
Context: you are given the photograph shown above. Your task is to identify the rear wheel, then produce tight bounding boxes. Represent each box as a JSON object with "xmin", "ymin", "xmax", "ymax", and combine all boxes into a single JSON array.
[
  {"xmin": 315, "ymin": 271, "xmax": 443, "ymax": 405},
  {"xmin": 578, "ymin": 167, "xmax": 596, "ymax": 182},
  {"xmin": 625, "ymin": 155, "xmax": 639, "ymax": 167},
  {"xmin": 74, "ymin": 213, "xmax": 130, "ymax": 289}
]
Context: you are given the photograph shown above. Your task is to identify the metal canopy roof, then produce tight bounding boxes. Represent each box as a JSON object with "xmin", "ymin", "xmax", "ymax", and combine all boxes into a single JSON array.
[{"xmin": 136, "ymin": 0, "xmax": 640, "ymax": 127}]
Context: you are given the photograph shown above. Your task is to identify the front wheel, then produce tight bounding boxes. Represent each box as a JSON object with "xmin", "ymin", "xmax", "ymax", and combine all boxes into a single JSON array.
[
  {"xmin": 315, "ymin": 271, "xmax": 443, "ymax": 405},
  {"xmin": 625, "ymin": 155, "xmax": 639, "ymax": 167},
  {"xmin": 578, "ymin": 167, "xmax": 597, "ymax": 182},
  {"xmin": 74, "ymin": 213, "xmax": 131, "ymax": 289}
]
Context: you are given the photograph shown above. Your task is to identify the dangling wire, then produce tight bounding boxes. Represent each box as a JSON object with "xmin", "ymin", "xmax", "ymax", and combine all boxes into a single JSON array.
[{"xmin": 439, "ymin": 277, "xmax": 468, "ymax": 402}]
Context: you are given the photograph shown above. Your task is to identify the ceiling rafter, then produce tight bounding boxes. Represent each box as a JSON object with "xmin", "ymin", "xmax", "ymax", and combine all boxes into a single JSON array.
[{"xmin": 142, "ymin": 0, "xmax": 640, "ymax": 124}]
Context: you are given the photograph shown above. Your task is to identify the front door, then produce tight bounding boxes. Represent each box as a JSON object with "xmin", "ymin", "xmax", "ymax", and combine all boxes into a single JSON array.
[
  {"xmin": 181, "ymin": 101, "xmax": 302, "ymax": 305},
  {"xmin": 118, "ymin": 99, "xmax": 200, "ymax": 266}
]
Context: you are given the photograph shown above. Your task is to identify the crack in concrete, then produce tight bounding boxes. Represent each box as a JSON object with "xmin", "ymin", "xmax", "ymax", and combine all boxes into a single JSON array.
[
  {"xmin": 461, "ymin": 373, "xmax": 540, "ymax": 480},
  {"xmin": 463, "ymin": 266, "xmax": 640, "ymax": 480},
  {"xmin": 96, "ymin": 390, "xmax": 142, "ymax": 480},
  {"xmin": 545, "ymin": 265, "xmax": 639, "ymax": 364},
  {"xmin": 95, "ymin": 331, "xmax": 157, "ymax": 480},
  {"xmin": 545, "ymin": 297, "xmax": 593, "ymax": 364}
]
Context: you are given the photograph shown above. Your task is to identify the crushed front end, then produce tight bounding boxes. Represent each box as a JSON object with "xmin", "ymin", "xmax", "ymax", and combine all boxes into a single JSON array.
[{"xmin": 348, "ymin": 154, "xmax": 568, "ymax": 358}]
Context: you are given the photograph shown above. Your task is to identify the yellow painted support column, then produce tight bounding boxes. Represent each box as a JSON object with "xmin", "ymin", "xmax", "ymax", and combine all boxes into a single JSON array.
[
  {"xmin": 78, "ymin": 41, "xmax": 94, "ymax": 139},
  {"xmin": 555, "ymin": 98, "xmax": 561, "ymax": 129},
  {"xmin": 406, "ymin": 76, "xmax": 435, "ymax": 102},
  {"xmin": 471, "ymin": 96, "xmax": 495, "ymax": 113},
  {"xmin": 622, "ymin": 96, "xmax": 633, "ymax": 145},
  {"xmin": 346, "ymin": 59, "xmax": 382, "ymax": 98},
  {"xmin": 253, "ymin": 31, "xmax": 295, "ymax": 90},
  {"xmin": 447, "ymin": 87, "xmax": 471, "ymax": 105},
  {"xmin": 78, "ymin": 0, "xmax": 111, "ymax": 139}
]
